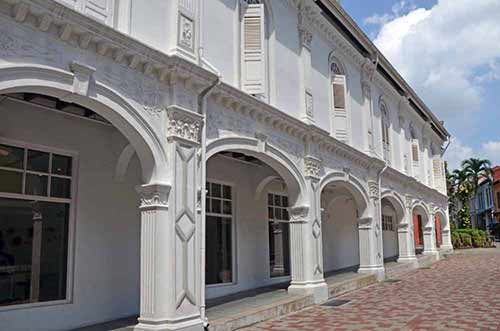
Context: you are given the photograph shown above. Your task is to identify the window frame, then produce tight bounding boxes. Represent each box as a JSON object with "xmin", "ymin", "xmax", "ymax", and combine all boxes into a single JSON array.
[
  {"xmin": 267, "ymin": 191, "xmax": 291, "ymax": 280},
  {"xmin": 329, "ymin": 59, "xmax": 350, "ymax": 144},
  {"xmin": 380, "ymin": 102, "xmax": 391, "ymax": 164},
  {"xmin": 205, "ymin": 179, "xmax": 237, "ymax": 288},
  {"xmin": 0, "ymin": 137, "xmax": 78, "ymax": 312}
]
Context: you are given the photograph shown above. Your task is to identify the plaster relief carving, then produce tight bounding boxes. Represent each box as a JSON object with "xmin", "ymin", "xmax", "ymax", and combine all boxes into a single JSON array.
[
  {"xmin": 368, "ymin": 181, "xmax": 379, "ymax": 199},
  {"xmin": 137, "ymin": 184, "xmax": 171, "ymax": 210},
  {"xmin": 304, "ymin": 156, "xmax": 322, "ymax": 178},
  {"xmin": 289, "ymin": 206, "xmax": 309, "ymax": 223},
  {"xmin": 69, "ymin": 61, "xmax": 95, "ymax": 97},
  {"xmin": 166, "ymin": 106, "xmax": 204, "ymax": 144}
]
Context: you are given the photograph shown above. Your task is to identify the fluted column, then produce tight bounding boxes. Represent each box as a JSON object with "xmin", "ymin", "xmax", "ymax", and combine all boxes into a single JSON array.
[
  {"xmin": 357, "ymin": 181, "xmax": 385, "ymax": 280},
  {"xmin": 440, "ymin": 209, "xmax": 454, "ymax": 251},
  {"xmin": 135, "ymin": 106, "xmax": 204, "ymax": 331},
  {"xmin": 361, "ymin": 57, "xmax": 377, "ymax": 155},
  {"xmin": 298, "ymin": 9, "xmax": 314, "ymax": 124},
  {"xmin": 288, "ymin": 156, "xmax": 328, "ymax": 303}
]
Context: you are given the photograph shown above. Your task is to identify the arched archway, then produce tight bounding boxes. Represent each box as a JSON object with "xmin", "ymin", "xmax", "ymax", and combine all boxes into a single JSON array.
[
  {"xmin": 319, "ymin": 172, "xmax": 371, "ymax": 274},
  {"xmin": 0, "ymin": 65, "xmax": 166, "ymax": 183},
  {"xmin": 380, "ymin": 193, "xmax": 405, "ymax": 262},
  {"xmin": 0, "ymin": 65, "xmax": 165, "ymax": 328},
  {"xmin": 412, "ymin": 203, "xmax": 430, "ymax": 255},
  {"xmin": 204, "ymin": 137, "xmax": 306, "ymax": 299},
  {"xmin": 434, "ymin": 209, "xmax": 453, "ymax": 250}
]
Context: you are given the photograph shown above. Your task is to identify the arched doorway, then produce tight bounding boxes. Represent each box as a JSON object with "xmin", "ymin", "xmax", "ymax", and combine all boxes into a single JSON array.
[
  {"xmin": 412, "ymin": 205, "xmax": 429, "ymax": 255},
  {"xmin": 0, "ymin": 88, "xmax": 160, "ymax": 329},
  {"xmin": 381, "ymin": 197, "xmax": 402, "ymax": 261},
  {"xmin": 205, "ymin": 139, "xmax": 304, "ymax": 300},
  {"xmin": 319, "ymin": 174, "xmax": 370, "ymax": 275}
]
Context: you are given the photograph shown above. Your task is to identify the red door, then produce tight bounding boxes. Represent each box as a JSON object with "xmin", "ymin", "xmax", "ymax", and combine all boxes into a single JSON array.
[
  {"xmin": 413, "ymin": 214, "xmax": 422, "ymax": 247},
  {"xmin": 435, "ymin": 215, "xmax": 442, "ymax": 248}
]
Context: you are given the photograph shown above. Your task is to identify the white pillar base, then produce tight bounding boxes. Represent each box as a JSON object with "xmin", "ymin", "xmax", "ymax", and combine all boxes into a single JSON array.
[
  {"xmin": 134, "ymin": 317, "xmax": 204, "ymax": 331},
  {"xmin": 358, "ymin": 265, "xmax": 385, "ymax": 281},
  {"xmin": 288, "ymin": 280, "xmax": 329, "ymax": 304},
  {"xmin": 396, "ymin": 256, "xmax": 418, "ymax": 264},
  {"xmin": 440, "ymin": 244, "xmax": 454, "ymax": 252}
]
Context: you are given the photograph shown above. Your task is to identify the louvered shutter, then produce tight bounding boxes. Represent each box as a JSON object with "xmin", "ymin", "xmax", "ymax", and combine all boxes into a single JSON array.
[
  {"xmin": 332, "ymin": 78, "xmax": 348, "ymax": 142},
  {"xmin": 83, "ymin": 0, "xmax": 114, "ymax": 26},
  {"xmin": 242, "ymin": 3, "xmax": 265, "ymax": 95},
  {"xmin": 412, "ymin": 143, "xmax": 419, "ymax": 162}
]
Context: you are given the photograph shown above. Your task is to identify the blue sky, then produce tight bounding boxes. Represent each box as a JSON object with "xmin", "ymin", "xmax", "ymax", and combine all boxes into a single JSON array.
[{"xmin": 339, "ymin": 0, "xmax": 500, "ymax": 170}]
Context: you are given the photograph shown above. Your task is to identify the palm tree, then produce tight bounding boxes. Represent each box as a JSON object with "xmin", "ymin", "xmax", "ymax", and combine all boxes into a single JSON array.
[
  {"xmin": 449, "ymin": 168, "xmax": 474, "ymax": 229},
  {"xmin": 461, "ymin": 158, "xmax": 492, "ymax": 195}
]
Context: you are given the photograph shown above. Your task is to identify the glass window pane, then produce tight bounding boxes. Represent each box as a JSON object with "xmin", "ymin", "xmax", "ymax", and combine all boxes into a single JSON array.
[
  {"xmin": 0, "ymin": 198, "xmax": 70, "ymax": 307},
  {"xmin": 283, "ymin": 209, "xmax": 289, "ymax": 221},
  {"xmin": 211, "ymin": 199, "xmax": 221, "ymax": 214},
  {"xmin": 211, "ymin": 183, "xmax": 221, "ymax": 198},
  {"xmin": 269, "ymin": 222, "xmax": 290, "ymax": 277},
  {"xmin": 26, "ymin": 174, "xmax": 48, "ymax": 197},
  {"xmin": 0, "ymin": 198, "xmax": 34, "ymax": 306},
  {"xmin": 282, "ymin": 196, "xmax": 288, "ymax": 208},
  {"xmin": 27, "ymin": 150, "xmax": 49, "ymax": 173},
  {"xmin": 333, "ymin": 83, "xmax": 345, "ymax": 109},
  {"xmin": 268, "ymin": 207, "xmax": 274, "ymax": 219},
  {"xmin": 205, "ymin": 197, "xmax": 210, "ymax": 213},
  {"xmin": 205, "ymin": 216, "xmax": 232, "ymax": 285},
  {"xmin": 206, "ymin": 182, "xmax": 211, "ymax": 197},
  {"xmin": 268, "ymin": 194, "xmax": 273, "ymax": 206},
  {"xmin": 0, "ymin": 144, "xmax": 24, "ymax": 169},
  {"xmin": 222, "ymin": 200, "xmax": 232, "ymax": 215},
  {"xmin": 50, "ymin": 178, "xmax": 71, "ymax": 199},
  {"xmin": 275, "ymin": 208, "xmax": 282, "ymax": 220},
  {"xmin": 0, "ymin": 170, "xmax": 23, "ymax": 194},
  {"xmin": 223, "ymin": 185, "xmax": 232, "ymax": 200},
  {"xmin": 274, "ymin": 195, "xmax": 281, "ymax": 207},
  {"xmin": 51, "ymin": 155, "xmax": 72, "ymax": 176},
  {"xmin": 39, "ymin": 202, "xmax": 69, "ymax": 302}
]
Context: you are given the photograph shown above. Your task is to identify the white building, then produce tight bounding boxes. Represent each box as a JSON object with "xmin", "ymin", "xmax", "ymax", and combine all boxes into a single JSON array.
[{"xmin": 0, "ymin": 1, "xmax": 452, "ymax": 330}]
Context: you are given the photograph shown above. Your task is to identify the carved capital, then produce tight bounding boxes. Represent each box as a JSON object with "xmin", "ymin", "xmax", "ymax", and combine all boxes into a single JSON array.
[
  {"xmin": 361, "ymin": 57, "xmax": 377, "ymax": 85},
  {"xmin": 166, "ymin": 106, "xmax": 204, "ymax": 145},
  {"xmin": 405, "ymin": 196, "xmax": 413, "ymax": 210},
  {"xmin": 358, "ymin": 217, "xmax": 373, "ymax": 229},
  {"xmin": 136, "ymin": 183, "xmax": 171, "ymax": 210},
  {"xmin": 361, "ymin": 81, "xmax": 371, "ymax": 99},
  {"xmin": 368, "ymin": 181, "xmax": 379, "ymax": 199},
  {"xmin": 289, "ymin": 206, "xmax": 309, "ymax": 223},
  {"xmin": 299, "ymin": 27, "xmax": 313, "ymax": 49},
  {"xmin": 304, "ymin": 156, "xmax": 322, "ymax": 179}
]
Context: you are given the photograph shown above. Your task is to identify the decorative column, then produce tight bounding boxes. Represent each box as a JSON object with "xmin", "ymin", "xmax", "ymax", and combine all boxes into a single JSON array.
[
  {"xmin": 423, "ymin": 208, "xmax": 439, "ymax": 256},
  {"xmin": 357, "ymin": 181, "xmax": 385, "ymax": 280},
  {"xmin": 397, "ymin": 196, "xmax": 417, "ymax": 263},
  {"xmin": 398, "ymin": 95, "xmax": 410, "ymax": 175},
  {"xmin": 288, "ymin": 156, "xmax": 328, "ymax": 303},
  {"xmin": 405, "ymin": 195, "xmax": 417, "ymax": 256},
  {"xmin": 298, "ymin": 9, "xmax": 314, "ymax": 124},
  {"xmin": 440, "ymin": 208, "xmax": 454, "ymax": 251},
  {"xmin": 361, "ymin": 57, "xmax": 377, "ymax": 155},
  {"xmin": 135, "ymin": 106, "xmax": 204, "ymax": 331}
]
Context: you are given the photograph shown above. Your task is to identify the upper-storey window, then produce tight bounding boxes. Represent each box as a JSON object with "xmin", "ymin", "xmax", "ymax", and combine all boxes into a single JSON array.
[
  {"xmin": 410, "ymin": 125, "xmax": 420, "ymax": 178},
  {"xmin": 380, "ymin": 102, "xmax": 391, "ymax": 164},
  {"xmin": 330, "ymin": 58, "xmax": 349, "ymax": 143},
  {"xmin": 241, "ymin": 0, "xmax": 267, "ymax": 99},
  {"xmin": 56, "ymin": 0, "xmax": 115, "ymax": 26}
]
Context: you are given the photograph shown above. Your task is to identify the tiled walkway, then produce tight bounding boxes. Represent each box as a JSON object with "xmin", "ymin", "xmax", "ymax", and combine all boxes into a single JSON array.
[{"xmin": 244, "ymin": 248, "xmax": 500, "ymax": 331}]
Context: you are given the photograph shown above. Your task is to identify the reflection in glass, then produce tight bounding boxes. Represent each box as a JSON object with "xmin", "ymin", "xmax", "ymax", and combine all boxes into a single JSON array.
[
  {"xmin": 50, "ymin": 177, "xmax": 71, "ymax": 199},
  {"xmin": 27, "ymin": 150, "xmax": 49, "ymax": 173},
  {"xmin": 51, "ymin": 155, "xmax": 72, "ymax": 176},
  {"xmin": 26, "ymin": 174, "xmax": 48, "ymax": 197},
  {"xmin": 205, "ymin": 216, "xmax": 232, "ymax": 285},
  {"xmin": 0, "ymin": 145, "xmax": 24, "ymax": 169},
  {"xmin": 0, "ymin": 170, "xmax": 23, "ymax": 194},
  {"xmin": 0, "ymin": 198, "xmax": 69, "ymax": 306}
]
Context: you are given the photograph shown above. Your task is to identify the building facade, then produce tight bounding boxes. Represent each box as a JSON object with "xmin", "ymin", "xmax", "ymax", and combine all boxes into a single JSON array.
[
  {"xmin": 472, "ymin": 178, "xmax": 494, "ymax": 231},
  {"xmin": 0, "ymin": 1, "xmax": 452, "ymax": 330}
]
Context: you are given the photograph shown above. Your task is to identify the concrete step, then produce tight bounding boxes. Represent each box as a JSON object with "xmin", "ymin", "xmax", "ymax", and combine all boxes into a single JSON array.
[
  {"xmin": 327, "ymin": 273, "xmax": 377, "ymax": 299},
  {"xmin": 208, "ymin": 293, "xmax": 314, "ymax": 331}
]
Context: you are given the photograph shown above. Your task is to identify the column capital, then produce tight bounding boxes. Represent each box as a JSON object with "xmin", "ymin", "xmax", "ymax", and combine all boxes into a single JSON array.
[
  {"xmin": 304, "ymin": 156, "xmax": 322, "ymax": 179},
  {"xmin": 166, "ymin": 105, "xmax": 204, "ymax": 146},
  {"xmin": 358, "ymin": 216, "xmax": 373, "ymax": 229},
  {"xmin": 289, "ymin": 205, "xmax": 309, "ymax": 223},
  {"xmin": 367, "ymin": 181, "xmax": 379, "ymax": 200},
  {"xmin": 136, "ymin": 183, "xmax": 171, "ymax": 210}
]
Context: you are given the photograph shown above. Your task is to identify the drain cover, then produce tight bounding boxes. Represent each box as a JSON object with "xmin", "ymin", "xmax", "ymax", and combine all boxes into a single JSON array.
[
  {"xmin": 383, "ymin": 279, "xmax": 401, "ymax": 283},
  {"xmin": 322, "ymin": 299, "xmax": 351, "ymax": 307}
]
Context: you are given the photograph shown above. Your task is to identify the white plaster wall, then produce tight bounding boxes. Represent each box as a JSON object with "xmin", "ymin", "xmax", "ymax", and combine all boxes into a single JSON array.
[
  {"xmin": 0, "ymin": 99, "xmax": 142, "ymax": 331},
  {"xmin": 206, "ymin": 155, "xmax": 290, "ymax": 299},
  {"xmin": 382, "ymin": 205, "xmax": 398, "ymax": 259},
  {"xmin": 310, "ymin": 36, "xmax": 332, "ymax": 133},
  {"xmin": 322, "ymin": 197, "xmax": 359, "ymax": 272}
]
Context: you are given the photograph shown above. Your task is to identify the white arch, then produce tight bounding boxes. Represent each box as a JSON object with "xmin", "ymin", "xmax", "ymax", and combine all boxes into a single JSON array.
[
  {"xmin": 206, "ymin": 137, "xmax": 306, "ymax": 205},
  {"xmin": 0, "ymin": 65, "xmax": 166, "ymax": 183},
  {"xmin": 381, "ymin": 191, "xmax": 405, "ymax": 224},
  {"xmin": 412, "ymin": 202, "xmax": 430, "ymax": 225},
  {"xmin": 319, "ymin": 171, "xmax": 370, "ymax": 218}
]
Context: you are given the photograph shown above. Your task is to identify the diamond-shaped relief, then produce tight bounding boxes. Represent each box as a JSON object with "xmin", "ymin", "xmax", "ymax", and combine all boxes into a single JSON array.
[
  {"xmin": 312, "ymin": 219, "xmax": 321, "ymax": 239},
  {"xmin": 176, "ymin": 213, "xmax": 195, "ymax": 242}
]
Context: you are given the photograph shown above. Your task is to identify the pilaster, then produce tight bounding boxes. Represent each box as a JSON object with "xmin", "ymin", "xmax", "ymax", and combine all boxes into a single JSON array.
[
  {"xmin": 423, "ymin": 210, "xmax": 439, "ymax": 256},
  {"xmin": 288, "ymin": 156, "xmax": 328, "ymax": 303},
  {"xmin": 298, "ymin": 8, "xmax": 315, "ymax": 124},
  {"xmin": 361, "ymin": 57, "xmax": 377, "ymax": 155},
  {"xmin": 135, "ymin": 105, "xmax": 204, "ymax": 331},
  {"xmin": 397, "ymin": 201, "xmax": 417, "ymax": 263},
  {"xmin": 357, "ymin": 181, "xmax": 385, "ymax": 280}
]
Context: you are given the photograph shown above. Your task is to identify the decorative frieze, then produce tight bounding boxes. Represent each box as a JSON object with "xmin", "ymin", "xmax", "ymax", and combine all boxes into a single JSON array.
[
  {"xmin": 368, "ymin": 181, "xmax": 379, "ymax": 199},
  {"xmin": 166, "ymin": 106, "xmax": 204, "ymax": 144}
]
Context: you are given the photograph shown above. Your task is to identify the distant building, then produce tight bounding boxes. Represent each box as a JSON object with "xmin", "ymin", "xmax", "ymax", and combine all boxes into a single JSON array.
[
  {"xmin": 472, "ymin": 177, "xmax": 495, "ymax": 231},
  {"xmin": 492, "ymin": 167, "xmax": 500, "ymax": 230}
]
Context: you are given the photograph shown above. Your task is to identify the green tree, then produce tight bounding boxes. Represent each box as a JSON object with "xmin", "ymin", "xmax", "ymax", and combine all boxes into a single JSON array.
[
  {"xmin": 449, "ymin": 168, "xmax": 473, "ymax": 229},
  {"xmin": 461, "ymin": 158, "xmax": 492, "ymax": 195}
]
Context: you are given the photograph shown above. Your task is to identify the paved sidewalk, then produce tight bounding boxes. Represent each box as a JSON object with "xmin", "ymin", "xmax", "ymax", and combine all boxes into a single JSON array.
[{"xmin": 244, "ymin": 248, "xmax": 500, "ymax": 331}]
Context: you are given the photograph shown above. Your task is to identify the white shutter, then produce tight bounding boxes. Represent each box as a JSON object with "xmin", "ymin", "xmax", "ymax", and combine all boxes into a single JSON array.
[
  {"xmin": 332, "ymin": 77, "xmax": 348, "ymax": 143},
  {"xmin": 83, "ymin": 0, "xmax": 114, "ymax": 26},
  {"xmin": 242, "ymin": 4, "xmax": 265, "ymax": 95}
]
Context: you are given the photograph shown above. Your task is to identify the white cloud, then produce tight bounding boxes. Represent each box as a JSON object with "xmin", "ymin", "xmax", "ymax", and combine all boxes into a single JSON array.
[
  {"xmin": 372, "ymin": 0, "xmax": 500, "ymax": 133},
  {"xmin": 444, "ymin": 138, "xmax": 500, "ymax": 170},
  {"xmin": 364, "ymin": 1, "xmax": 417, "ymax": 26}
]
